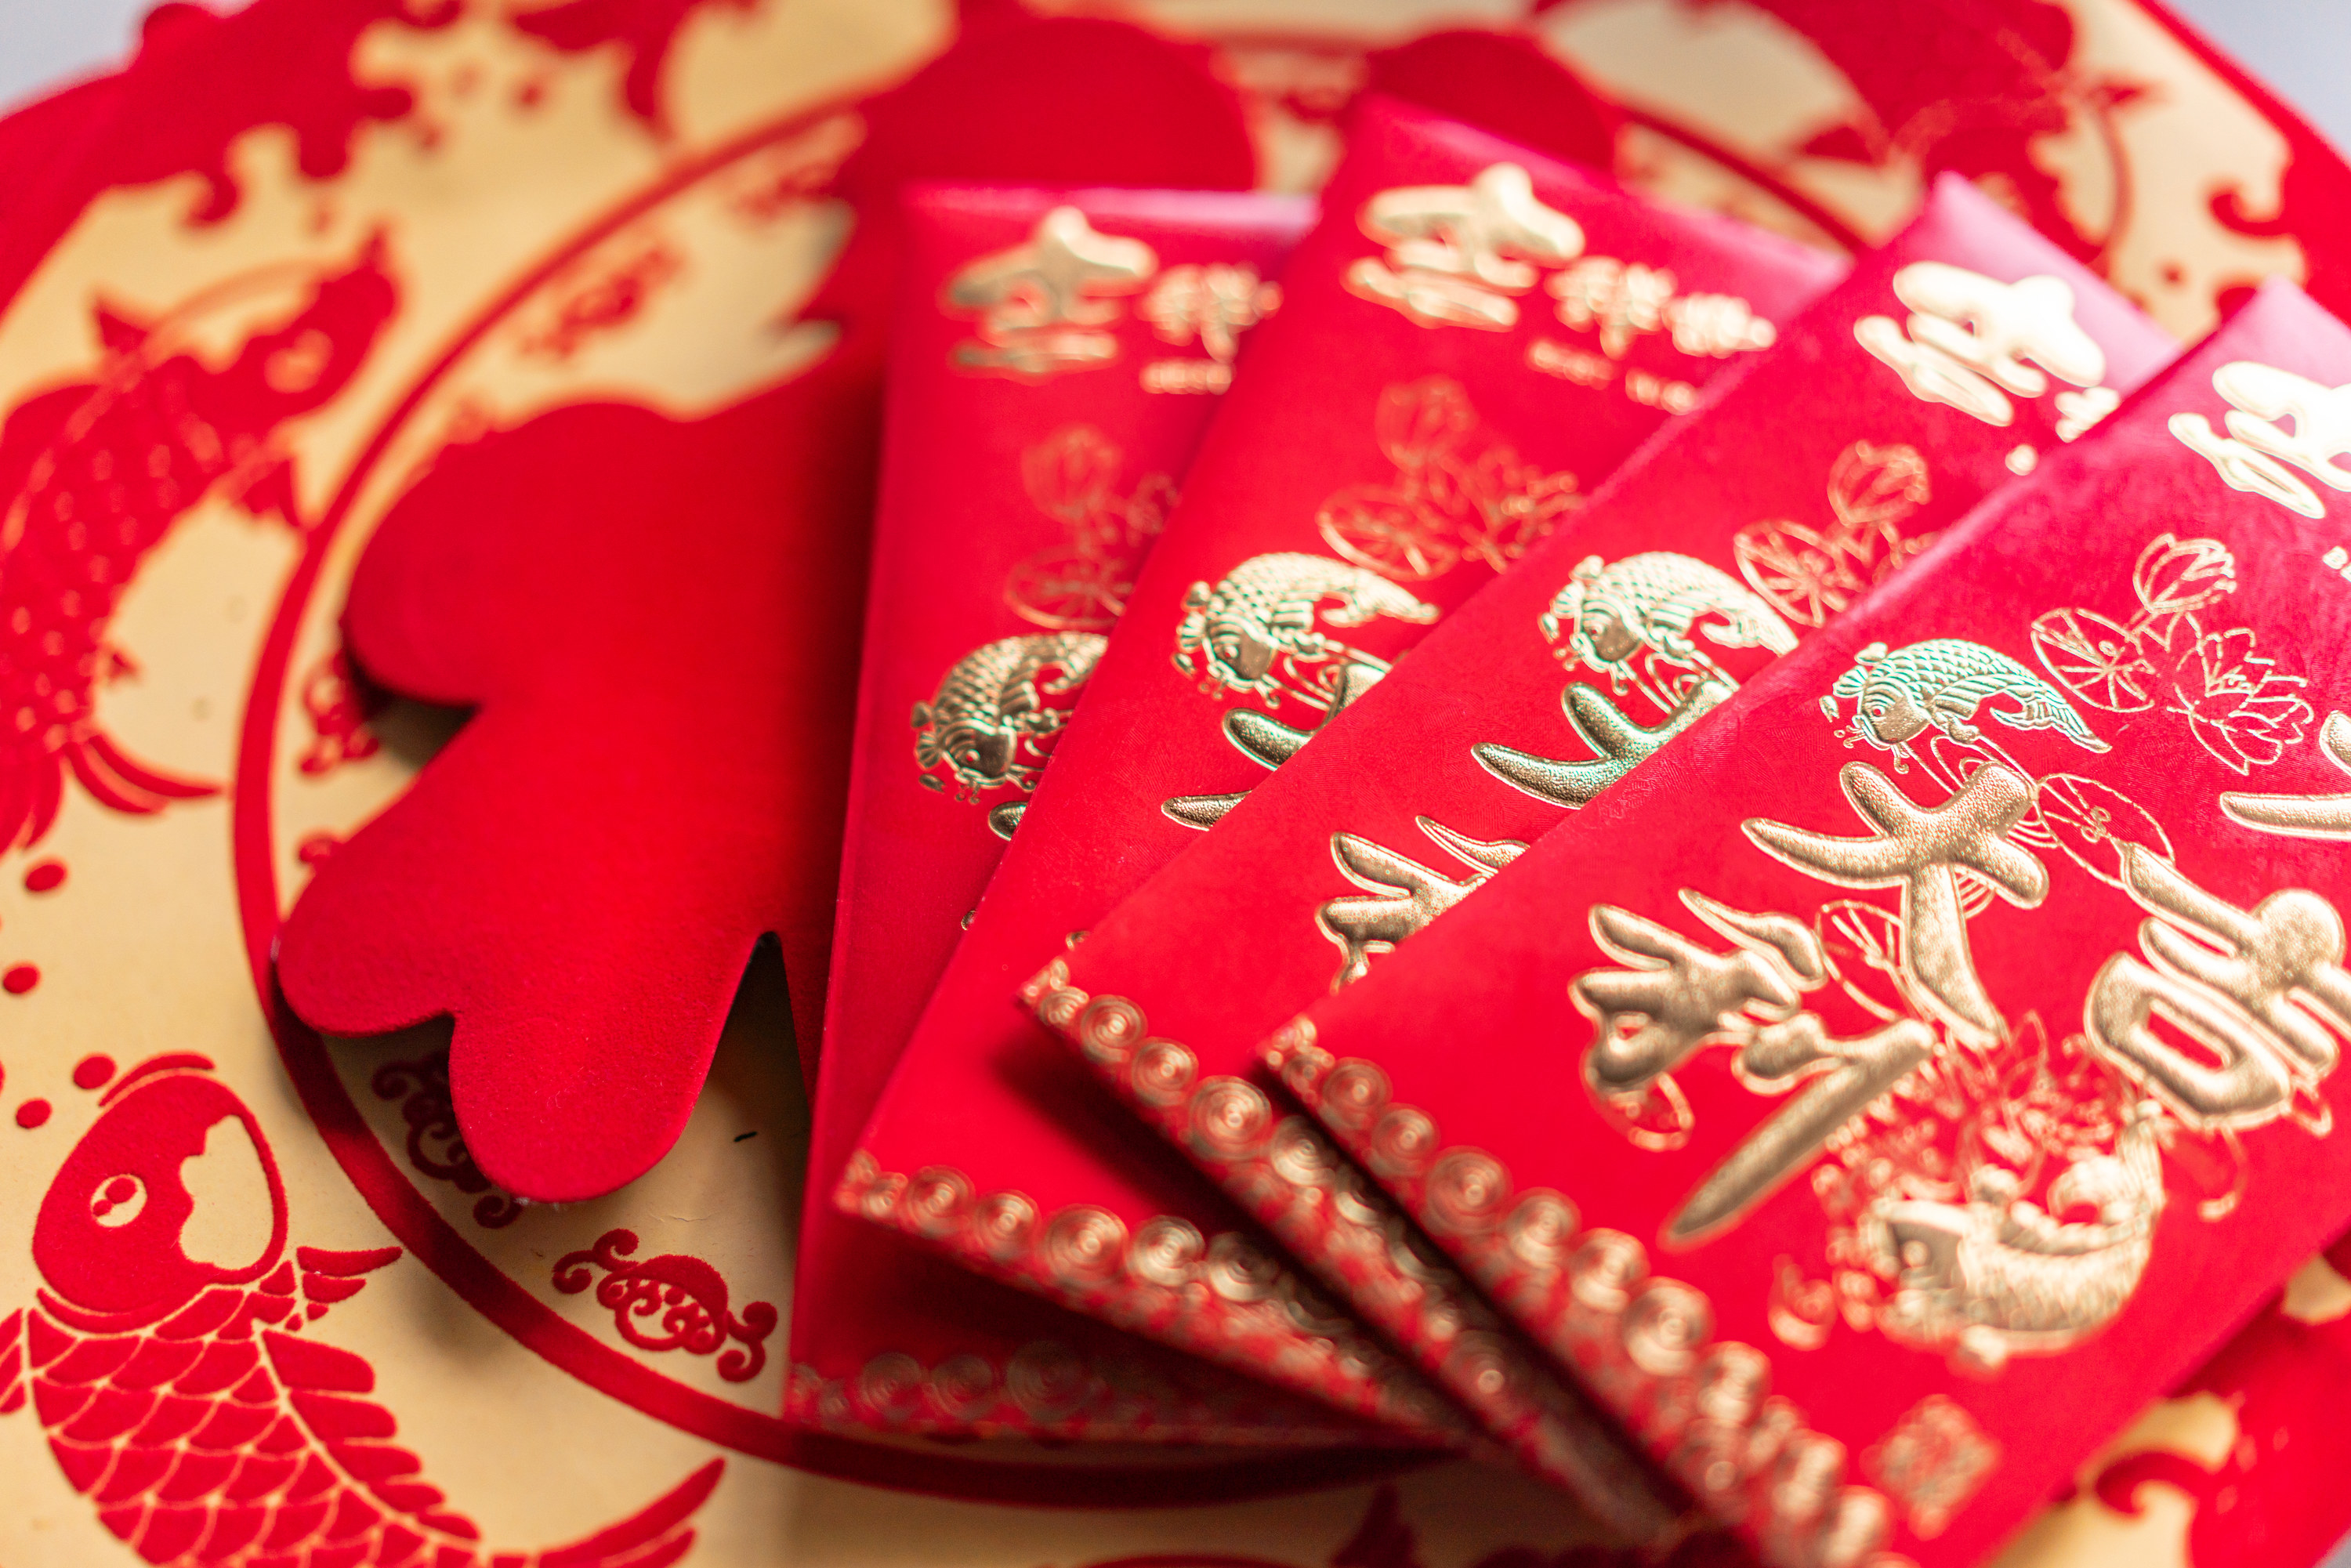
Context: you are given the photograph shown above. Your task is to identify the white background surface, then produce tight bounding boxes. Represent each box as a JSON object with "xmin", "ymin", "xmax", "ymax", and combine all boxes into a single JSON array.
[
  {"xmin": 0, "ymin": 1, "xmax": 2341, "ymax": 1563},
  {"xmin": 0, "ymin": 0, "xmax": 150, "ymax": 111}
]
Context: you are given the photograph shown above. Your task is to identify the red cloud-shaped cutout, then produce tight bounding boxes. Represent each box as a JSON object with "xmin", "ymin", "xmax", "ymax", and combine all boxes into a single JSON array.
[{"xmin": 274, "ymin": 14, "xmax": 1257, "ymax": 1201}]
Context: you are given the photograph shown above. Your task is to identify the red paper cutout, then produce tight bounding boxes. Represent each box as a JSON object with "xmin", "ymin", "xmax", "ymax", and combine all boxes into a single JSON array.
[
  {"xmin": 78, "ymin": 1, "xmax": 457, "ymax": 226},
  {"xmin": 274, "ymin": 16, "xmax": 1259, "ymax": 1200},
  {"xmin": 553, "ymin": 1227, "xmax": 778, "ymax": 1382},
  {"xmin": 1, "ymin": 1055, "xmax": 723, "ymax": 1562},
  {"xmin": 298, "ymin": 650, "xmax": 384, "ymax": 777},
  {"xmin": 1737, "ymin": 0, "xmax": 2127, "ymax": 262},
  {"xmin": 369, "ymin": 1048, "xmax": 523, "ymax": 1230},
  {"xmin": 9, "ymin": 0, "xmax": 2349, "ymax": 1525},
  {"xmin": 511, "ymin": 0, "xmax": 751, "ymax": 133},
  {"xmin": 0, "ymin": 240, "xmax": 394, "ymax": 851},
  {"xmin": 1359, "ymin": 31, "xmax": 1615, "ymax": 172}
]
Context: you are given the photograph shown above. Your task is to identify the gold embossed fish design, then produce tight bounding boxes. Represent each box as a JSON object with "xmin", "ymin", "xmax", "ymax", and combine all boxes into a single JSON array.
[
  {"xmin": 1867, "ymin": 1111, "xmax": 2164, "ymax": 1373},
  {"xmin": 1469, "ymin": 553, "xmax": 1791, "ymax": 812},
  {"xmin": 1544, "ymin": 552, "xmax": 1796, "ymax": 697},
  {"xmin": 1173, "ymin": 552, "xmax": 1436, "ymax": 709},
  {"xmin": 1824, "ymin": 638, "xmax": 2108, "ymax": 757},
  {"xmin": 913, "ymin": 632, "xmax": 1106, "ymax": 799}
]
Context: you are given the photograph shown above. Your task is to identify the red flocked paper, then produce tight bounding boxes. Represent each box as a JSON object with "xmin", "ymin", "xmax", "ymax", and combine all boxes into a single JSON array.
[
  {"xmin": 845, "ymin": 99, "xmax": 1844, "ymax": 1462},
  {"xmin": 792, "ymin": 183, "xmax": 1370, "ymax": 1443},
  {"xmin": 1273, "ymin": 281, "xmax": 2351, "ymax": 1567},
  {"xmin": 1022, "ymin": 174, "xmax": 2175, "ymax": 1477},
  {"xmin": 270, "ymin": 13, "xmax": 1269, "ymax": 1203}
]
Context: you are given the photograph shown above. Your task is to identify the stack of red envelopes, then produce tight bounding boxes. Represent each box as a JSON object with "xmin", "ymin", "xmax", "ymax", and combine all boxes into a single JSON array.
[
  {"xmin": 830, "ymin": 99, "xmax": 2351, "ymax": 1563},
  {"xmin": 249, "ymin": 14, "xmax": 2351, "ymax": 1564}
]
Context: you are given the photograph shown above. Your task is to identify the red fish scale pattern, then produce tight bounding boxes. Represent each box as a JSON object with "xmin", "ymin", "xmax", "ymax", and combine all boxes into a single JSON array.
[
  {"xmin": 0, "ymin": 246, "xmax": 395, "ymax": 851},
  {"xmin": 0, "ymin": 1247, "xmax": 523, "ymax": 1568},
  {"xmin": 0, "ymin": 360, "xmax": 241, "ymax": 844}
]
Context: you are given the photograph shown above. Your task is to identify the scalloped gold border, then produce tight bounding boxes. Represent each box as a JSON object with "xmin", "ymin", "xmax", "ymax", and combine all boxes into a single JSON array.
[
  {"xmin": 782, "ymin": 1341, "xmax": 1369, "ymax": 1447},
  {"xmin": 1270, "ymin": 1027, "xmax": 1969, "ymax": 1566},
  {"xmin": 834, "ymin": 1147, "xmax": 1468, "ymax": 1447},
  {"xmin": 1023, "ymin": 959, "xmax": 1690, "ymax": 1544}
]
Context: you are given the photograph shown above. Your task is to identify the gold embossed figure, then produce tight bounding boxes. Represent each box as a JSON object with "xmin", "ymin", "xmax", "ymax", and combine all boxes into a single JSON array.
[
  {"xmin": 1003, "ymin": 425, "xmax": 1172, "ymax": 632},
  {"xmin": 944, "ymin": 206, "xmax": 1157, "ymax": 379},
  {"xmin": 2223, "ymin": 710, "xmax": 2351, "ymax": 837},
  {"xmin": 2171, "ymin": 360, "xmax": 2351, "ymax": 519},
  {"xmin": 1342, "ymin": 163, "xmax": 1584, "ymax": 331},
  {"xmin": 1315, "ymin": 377, "xmax": 1580, "ymax": 582},
  {"xmin": 1864, "ymin": 1108, "xmax": 2163, "ymax": 1374},
  {"xmin": 2088, "ymin": 843, "xmax": 2351, "ymax": 1133},
  {"xmin": 2031, "ymin": 534, "xmax": 2309, "ymax": 774},
  {"xmin": 913, "ymin": 632, "xmax": 1106, "ymax": 800},
  {"xmin": 1735, "ymin": 440, "xmax": 1933, "ymax": 631},
  {"xmin": 1856, "ymin": 263, "xmax": 2108, "ymax": 428},
  {"xmin": 1823, "ymin": 639, "xmax": 2107, "ymax": 768},
  {"xmin": 1172, "ymin": 552, "xmax": 1436, "ymax": 711},
  {"xmin": 1544, "ymin": 551, "xmax": 1795, "ymax": 704}
]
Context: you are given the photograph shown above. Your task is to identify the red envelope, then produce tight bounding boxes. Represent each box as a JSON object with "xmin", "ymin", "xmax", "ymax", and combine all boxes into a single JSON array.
[
  {"xmin": 792, "ymin": 184, "xmax": 1366, "ymax": 1443},
  {"xmin": 1023, "ymin": 173, "xmax": 2176, "ymax": 1479},
  {"xmin": 1270, "ymin": 279, "xmax": 2351, "ymax": 1567},
  {"xmin": 844, "ymin": 98, "xmax": 1843, "ymax": 1494}
]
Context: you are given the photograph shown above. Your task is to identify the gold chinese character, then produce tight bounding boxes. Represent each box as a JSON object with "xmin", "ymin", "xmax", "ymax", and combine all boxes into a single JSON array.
[
  {"xmin": 1665, "ymin": 291, "xmax": 1779, "ymax": 358},
  {"xmin": 2169, "ymin": 361, "xmax": 2351, "ymax": 520},
  {"xmin": 1856, "ymin": 263, "xmax": 2106, "ymax": 429},
  {"xmin": 944, "ymin": 206, "xmax": 1157, "ymax": 379},
  {"xmin": 1669, "ymin": 1016, "xmax": 1936, "ymax": 1244},
  {"xmin": 1625, "ymin": 370, "xmax": 1700, "ymax": 414},
  {"xmin": 1139, "ymin": 263, "xmax": 1281, "ymax": 364},
  {"xmin": 2085, "ymin": 842, "xmax": 2351, "ymax": 1132},
  {"xmin": 1864, "ymin": 1394, "xmax": 2000, "ymax": 1541},
  {"xmin": 1344, "ymin": 163, "xmax": 1584, "ymax": 331},
  {"xmin": 1526, "ymin": 337, "xmax": 1616, "ymax": 387},
  {"xmin": 1744, "ymin": 763, "xmax": 2048, "ymax": 1045},
  {"xmin": 1575, "ymin": 891, "xmax": 1828, "ymax": 1099},
  {"xmin": 1570, "ymin": 888, "xmax": 1939, "ymax": 1241},
  {"xmin": 1549, "ymin": 257, "xmax": 1677, "ymax": 359},
  {"xmin": 2054, "ymin": 386, "xmax": 2121, "ymax": 441},
  {"xmin": 1317, "ymin": 817, "xmax": 1526, "ymax": 987},
  {"xmin": 1162, "ymin": 660, "xmax": 1388, "ymax": 831},
  {"xmin": 1476, "ymin": 675, "xmax": 1736, "ymax": 809},
  {"xmin": 2222, "ymin": 711, "xmax": 2351, "ymax": 838}
]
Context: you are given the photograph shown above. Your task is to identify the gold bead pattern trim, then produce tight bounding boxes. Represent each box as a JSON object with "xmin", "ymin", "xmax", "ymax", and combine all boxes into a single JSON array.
[
  {"xmin": 1266, "ymin": 1027, "xmax": 1932, "ymax": 1568},
  {"xmin": 781, "ymin": 1342, "xmax": 1373, "ymax": 1445},
  {"xmin": 1020, "ymin": 960, "xmax": 1690, "ymax": 1543},
  {"xmin": 834, "ymin": 1146, "xmax": 1468, "ymax": 1445}
]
